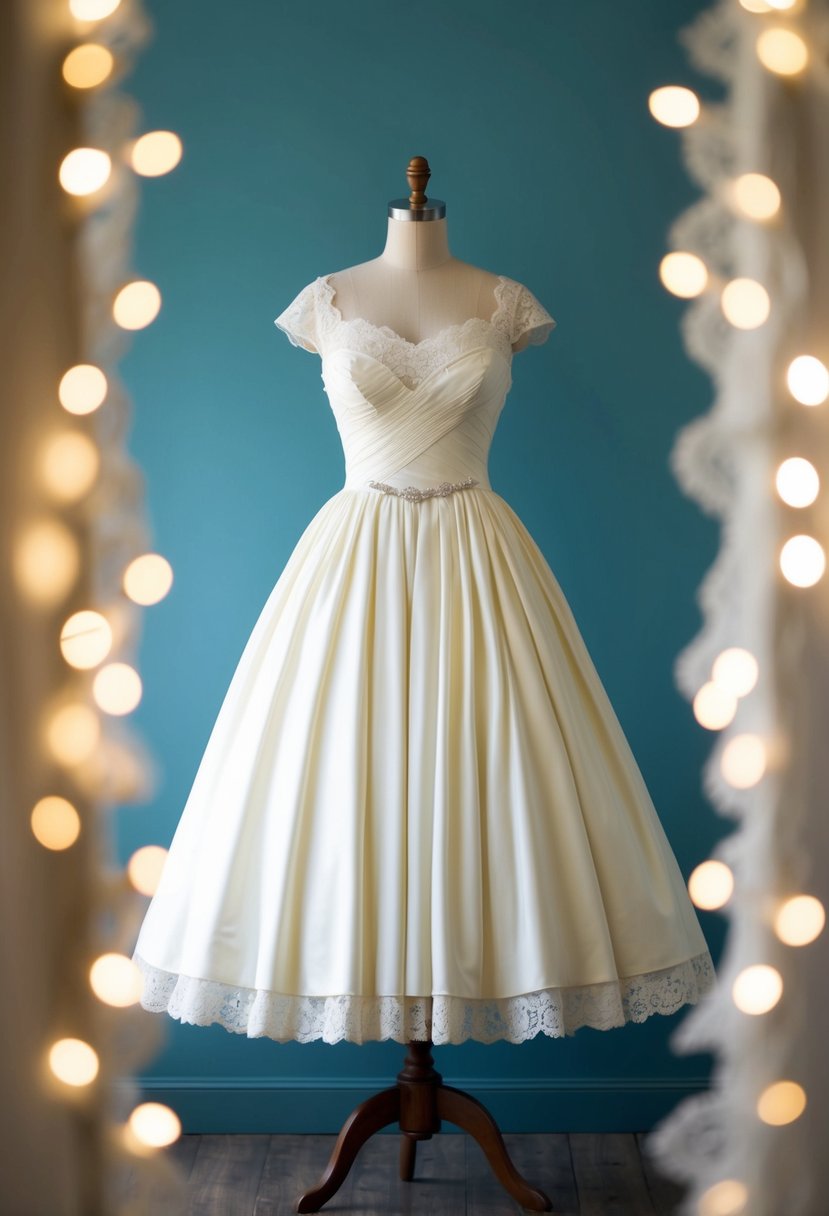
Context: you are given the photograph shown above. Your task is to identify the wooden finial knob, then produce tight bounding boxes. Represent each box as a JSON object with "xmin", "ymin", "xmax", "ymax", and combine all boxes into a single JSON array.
[{"xmin": 407, "ymin": 156, "xmax": 431, "ymax": 207}]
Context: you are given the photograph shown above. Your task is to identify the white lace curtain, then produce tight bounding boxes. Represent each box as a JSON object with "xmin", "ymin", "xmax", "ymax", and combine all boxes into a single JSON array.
[{"xmin": 646, "ymin": 4, "xmax": 829, "ymax": 1214}]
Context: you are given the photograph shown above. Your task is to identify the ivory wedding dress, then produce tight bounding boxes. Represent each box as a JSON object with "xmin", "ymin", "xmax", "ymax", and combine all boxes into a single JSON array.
[{"xmin": 131, "ymin": 271, "xmax": 717, "ymax": 1045}]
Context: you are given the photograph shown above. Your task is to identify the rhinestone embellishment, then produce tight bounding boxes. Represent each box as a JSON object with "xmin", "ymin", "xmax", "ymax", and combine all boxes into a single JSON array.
[{"xmin": 368, "ymin": 476, "xmax": 479, "ymax": 502}]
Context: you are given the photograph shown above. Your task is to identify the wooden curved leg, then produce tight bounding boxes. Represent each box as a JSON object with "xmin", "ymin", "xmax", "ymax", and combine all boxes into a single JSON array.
[
  {"xmin": 399, "ymin": 1132, "xmax": 417, "ymax": 1180},
  {"xmin": 296, "ymin": 1085, "xmax": 400, "ymax": 1212},
  {"xmin": 436, "ymin": 1084, "xmax": 554, "ymax": 1212}
]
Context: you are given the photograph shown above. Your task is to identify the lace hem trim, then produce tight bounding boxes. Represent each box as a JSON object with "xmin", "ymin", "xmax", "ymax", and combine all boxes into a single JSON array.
[{"xmin": 132, "ymin": 948, "xmax": 717, "ymax": 1045}]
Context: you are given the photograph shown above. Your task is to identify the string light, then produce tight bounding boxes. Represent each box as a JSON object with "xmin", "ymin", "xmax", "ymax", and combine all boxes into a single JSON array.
[
  {"xmin": 710, "ymin": 648, "xmax": 759, "ymax": 698},
  {"xmin": 30, "ymin": 796, "xmax": 82, "ymax": 850},
  {"xmin": 39, "ymin": 430, "xmax": 100, "ymax": 502},
  {"xmin": 34, "ymin": 1, "xmax": 188, "ymax": 1207},
  {"xmin": 89, "ymin": 954, "xmax": 144, "ymax": 1007},
  {"xmin": 727, "ymin": 172, "xmax": 781, "ymax": 220},
  {"xmin": 688, "ymin": 860, "xmax": 734, "ymax": 911},
  {"xmin": 755, "ymin": 27, "xmax": 809, "ymax": 76},
  {"xmin": 648, "ymin": 85, "xmax": 700, "ymax": 127},
  {"xmin": 129, "ymin": 131, "xmax": 183, "ymax": 176},
  {"xmin": 60, "ymin": 610, "xmax": 114, "ymax": 669},
  {"xmin": 127, "ymin": 845, "xmax": 169, "ymax": 896},
  {"xmin": 62, "ymin": 44, "xmax": 114, "ymax": 88},
  {"xmin": 732, "ymin": 964, "xmax": 783, "ymax": 1015},
  {"xmin": 58, "ymin": 364, "xmax": 108, "ymax": 414},
  {"xmin": 773, "ymin": 894, "xmax": 825, "ymax": 946},
  {"xmin": 697, "ymin": 1179, "xmax": 749, "ymax": 1216},
  {"xmin": 756, "ymin": 1080, "xmax": 807, "ymax": 1125},
  {"xmin": 113, "ymin": 280, "xmax": 161, "ymax": 329},
  {"xmin": 693, "ymin": 681, "xmax": 737, "ymax": 729},
  {"xmin": 660, "ymin": 251, "xmax": 708, "ymax": 297},
  {"xmin": 123, "ymin": 553, "xmax": 174, "ymax": 605},
  {"xmin": 779, "ymin": 534, "xmax": 826, "ymax": 587},
  {"xmin": 720, "ymin": 277, "xmax": 771, "ymax": 328},
  {"xmin": 59, "ymin": 147, "xmax": 111, "ymax": 196},
  {"xmin": 720, "ymin": 733, "xmax": 767, "ymax": 788},
  {"xmin": 775, "ymin": 456, "xmax": 819, "ymax": 507},
  {"xmin": 786, "ymin": 354, "xmax": 829, "ymax": 406},
  {"xmin": 91, "ymin": 662, "xmax": 143, "ymax": 715},
  {"xmin": 48, "ymin": 1038, "xmax": 100, "ymax": 1087}
]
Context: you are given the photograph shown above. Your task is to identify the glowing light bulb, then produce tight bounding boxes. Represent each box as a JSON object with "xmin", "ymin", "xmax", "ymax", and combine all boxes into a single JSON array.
[
  {"xmin": 123, "ymin": 553, "xmax": 174, "ymax": 605},
  {"xmin": 30, "ymin": 795, "xmax": 81, "ymax": 850},
  {"xmin": 786, "ymin": 355, "xmax": 829, "ymax": 406},
  {"xmin": 648, "ymin": 86, "xmax": 700, "ymax": 128},
  {"xmin": 659, "ymin": 252, "xmax": 708, "ymax": 298},
  {"xmin": 720, "ymin": 278, "xmax": 770, "ymax": 329},
  {"xmin": 698, "ymin": 1178, "xmax": 749, "ymax": 1216},
  {"xmin": 774, "ymin": 894, "xmax": 825, "ymax": 946},
  {"xmin": 780, "ymin": 534, "xmax": 825, "ymax": 587},
  {"xmin": 59, "ymin": 364, "xmax": 108, "ymax": 415},
  {"xmin": 757, "ymin": 1080, "xmax": 807, "ymax": 1125},
  {"xmin": 59, "ymin": 147, "xmax": 111, "ymax": 196},
  {"xmin": 70, "ymin": 0, "xmax": 122, "ymax": 18},
  {"xmin": 128, "ymin": 845, "xmax": 169, "ymax": 896},
  {"xmin": 693, "ymin": 681, "xmax": 737, "ymax": 730},
  {"xmin": 711, "ymin": 648, "xmax": 759, "ymax": 698},
  {"xmin": 45, "ymin": 702, "xmax": 100, "ymax": 766},
  {"xmin": 775, "ymin": 457, "xmax": 819, "ymax": 508},
  {"xmin": 127, "ymin": 1102, "xmax": 181, "ymax": 1149},
  {"xmin": 129, "ymin": 131, "xmax": 183, "ymax": 176},
  {"xmin": 60, "ymin": 610, "xmax": 113, "ymax": 669},
  {"xmin": 62, "ymin": 43, "xmax": 113, "ymax": 88},
  {"xmin": 48, "ymin": 1037, "xmax": 99, "ymax": 1087},
  {"xmin": 732, "ymin": 964, "xmax": 783, "ymax": 1014},
  {"xmin": 39, "ymin": 431, "xmax": 100, "ymax": 502},
  {"xmin": 92, "ymin": 662, "xmax": 143, "ymax": 714},
  {"xmin": 14, "ymin": 519, "xmax": 79, "ymax": 606},
  {"xmin": 89, "ymin": 953, "xmax": 143, "ymax": 1006},
  {"xmin": 688, "ymin": 859, "xmax": 734, "ymax": 911},
  {"xmin": 721, "ymin": 733, "xmax": 767, "ymax": 788},
  {"xmin": 113, "ymin": 280, "xmax": 161, "ymax": 330},
  {"xmin": 728, "ymin": 173, "xmax": 781, "ymax": 220},
  {"xmin": 756, "ymin": 27, "xmax": 809, "ymax": 76}
]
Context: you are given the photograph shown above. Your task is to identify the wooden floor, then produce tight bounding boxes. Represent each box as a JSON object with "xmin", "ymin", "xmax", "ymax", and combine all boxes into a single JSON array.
[{"xmin": 137, "ymin": 1131, "xmax": 685, "ymax": 1214}]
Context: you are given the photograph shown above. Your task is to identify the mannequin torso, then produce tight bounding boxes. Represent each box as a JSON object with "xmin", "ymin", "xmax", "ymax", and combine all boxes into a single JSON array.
[{"xmin": 327, "ymin": 217, "xmax": 535, "ymax": 353}]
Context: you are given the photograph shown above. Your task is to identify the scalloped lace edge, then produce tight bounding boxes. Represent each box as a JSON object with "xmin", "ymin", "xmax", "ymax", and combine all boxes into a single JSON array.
[{"xmin": 132, "ymin": 948, "xmax": 717, "ymax": 1045}]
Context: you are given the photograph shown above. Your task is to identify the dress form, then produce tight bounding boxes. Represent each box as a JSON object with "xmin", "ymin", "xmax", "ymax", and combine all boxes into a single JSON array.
[
  {"xmin": 326, "ymin": 166, "xmax": 535, "ymax": 352},
  {"xmin": 294, "ymin": 158, "xmax": 554, "ymax": 1215}
]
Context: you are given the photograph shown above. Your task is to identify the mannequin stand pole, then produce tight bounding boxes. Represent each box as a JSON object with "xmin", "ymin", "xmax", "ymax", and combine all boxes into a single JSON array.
[{"xmin": 295, "ymin": 1037, "xmax": 553, "ymax": 1212}]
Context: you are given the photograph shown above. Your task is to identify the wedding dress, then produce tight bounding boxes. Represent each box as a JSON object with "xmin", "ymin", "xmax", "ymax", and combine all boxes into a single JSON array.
[{"xmin": 131, "ymin": 271, "xmax": 717, "ymax": 1045}]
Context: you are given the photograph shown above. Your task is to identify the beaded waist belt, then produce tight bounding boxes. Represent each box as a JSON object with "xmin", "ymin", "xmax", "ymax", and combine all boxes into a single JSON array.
[{"xmin": 367, "ymin": 476, "xmax": 479, "ymax": 502}]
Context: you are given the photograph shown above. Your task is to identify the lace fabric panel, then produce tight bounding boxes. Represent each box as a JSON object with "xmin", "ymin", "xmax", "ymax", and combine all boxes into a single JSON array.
[
  {"xmin": 133, "ymin": 948, "xmax": 717, "ymax": 1046},
  {"xmin": 274, "ymin": 274, "xmax": 556, "ymax": 389},
  {"xmin": 273, "ymin": 281, "xmax": 319, "ymax": 353},
  {"xmin": 316, "ymin": 273, "xmax": 517, "ymax": 392},
  {"xmin": 507, "ymin": 279, "xmax": 557, "ymax": 346}
]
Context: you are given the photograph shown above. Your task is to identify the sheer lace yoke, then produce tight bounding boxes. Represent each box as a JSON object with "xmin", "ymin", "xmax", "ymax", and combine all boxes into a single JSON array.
[{"xmin": 317, "ymin": 273, "xmax": 516, "ymax": 391}]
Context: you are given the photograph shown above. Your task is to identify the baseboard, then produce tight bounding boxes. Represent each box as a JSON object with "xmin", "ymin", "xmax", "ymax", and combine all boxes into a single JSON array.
[{"xmin": 118, "ymin": 1074, "xmax": 710, "ymax": 1134}]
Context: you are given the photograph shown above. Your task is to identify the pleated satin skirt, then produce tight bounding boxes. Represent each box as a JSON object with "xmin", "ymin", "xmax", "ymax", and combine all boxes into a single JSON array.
[{"xmin": 131, "ymin": 484, "xmax": 716, "ymax": 1044}]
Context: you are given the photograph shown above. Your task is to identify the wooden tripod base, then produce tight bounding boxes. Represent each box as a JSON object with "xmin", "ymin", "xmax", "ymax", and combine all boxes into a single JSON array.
[{"xmin": 295, "ymin": 1037, "xmax": 553, "ymax": 1212}]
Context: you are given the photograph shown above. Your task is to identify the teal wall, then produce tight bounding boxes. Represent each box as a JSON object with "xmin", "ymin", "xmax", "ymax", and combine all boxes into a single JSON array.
[{"xmin": 117, "ymin": 0, "xmax": 724, "ymax": 1132}]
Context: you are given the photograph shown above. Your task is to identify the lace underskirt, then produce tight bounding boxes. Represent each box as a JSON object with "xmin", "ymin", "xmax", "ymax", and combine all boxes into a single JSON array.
[{"xmin": 132, "ymin": 948, "xmax": 717, "ymax": 1045}]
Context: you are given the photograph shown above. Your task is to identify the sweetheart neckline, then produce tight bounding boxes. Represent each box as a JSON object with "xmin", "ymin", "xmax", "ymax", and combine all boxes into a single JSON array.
[
  {"xmin": 317, "ymin": 272, "xmax": 512, "ymax": 351},
  {"xmin": 323, "ymin": 342, "xmax": 511, "ymax": 396}
]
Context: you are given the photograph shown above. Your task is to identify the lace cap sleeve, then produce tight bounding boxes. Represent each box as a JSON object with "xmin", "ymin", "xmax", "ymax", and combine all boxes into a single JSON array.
[
  {"xmin": 510, "ymin": 281, "xmax": 556, "ymax": 349},
  {"xmin": 273, "ymin": 279, "xmax": 319, "ymax": 354}
]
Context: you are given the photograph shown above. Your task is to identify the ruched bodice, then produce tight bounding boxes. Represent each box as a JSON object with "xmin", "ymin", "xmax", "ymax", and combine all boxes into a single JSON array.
[
  {"xmin": 276, "ymin": 271, "xmax": 556, "ymax": 496},
  {"xmin": 324, "ymin": 344, "xmax": 512, "ymax": 492}
]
